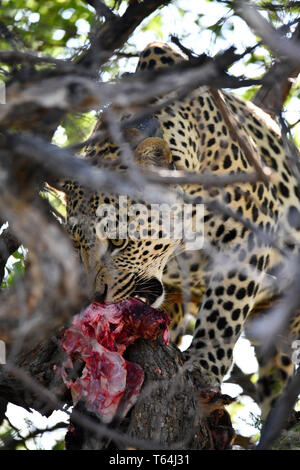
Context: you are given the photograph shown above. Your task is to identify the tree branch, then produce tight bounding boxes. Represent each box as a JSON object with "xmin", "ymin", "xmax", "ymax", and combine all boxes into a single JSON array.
[
  {"xmin": 257, "ymin": 366, "xmax": 300, "ymax": 449},
  {"xmin": 235, "ymin": 0, "xmax": 300, "ymax": 65},
  {"xmin": 252, "ymin": 19, "xmax": 300, "ymax": 116},
  {"xmin": 84, "ymin": 0, "xmax": 116, "ymax": 20},
  {"xmin": 0, "ymin": 335, "xmax": 234, "ymax": 450},
  {"xmin": 209, "ymin": 88, "xmax": 271, "ymax": 182},
  {"xmin": 78, "ymin": 0, "xmax": 172, "ymax": 70}
]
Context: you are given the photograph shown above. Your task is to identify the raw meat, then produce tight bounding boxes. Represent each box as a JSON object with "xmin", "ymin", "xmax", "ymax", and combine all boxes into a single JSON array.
[{"xmin": 60, "ymin": 298, "xmax": 170, "ymax": 423}]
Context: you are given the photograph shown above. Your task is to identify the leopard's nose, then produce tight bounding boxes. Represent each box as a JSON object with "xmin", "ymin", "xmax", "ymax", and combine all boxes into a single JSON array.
[{"xmin": 93, "ymin": 284, "xmax": 108, "ymax": 303}]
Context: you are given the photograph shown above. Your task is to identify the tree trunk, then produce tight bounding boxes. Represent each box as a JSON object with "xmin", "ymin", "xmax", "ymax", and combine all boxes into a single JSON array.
[
  {"xmin": 0, "ymin": 333, "xmax": 235, "ymax": 450},
  {"xmin": 65, "ymin": 336, "xmax": 235, "ymax": 450}
]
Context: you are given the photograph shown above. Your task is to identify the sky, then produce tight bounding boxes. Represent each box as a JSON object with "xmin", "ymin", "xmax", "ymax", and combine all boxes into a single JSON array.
[{"xmin": 3, "ymin": 0, "xmax": 300, "ymax": 449}]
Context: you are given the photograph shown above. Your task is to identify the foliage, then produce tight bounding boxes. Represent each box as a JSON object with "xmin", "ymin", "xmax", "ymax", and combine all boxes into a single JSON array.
[
  {"xmin": 0, "ymin": 0, "xmax": 95, "ymax": 57},
  {"xmin": 52, "ymin": 440, "xmax": 65, "ymax": 450}
]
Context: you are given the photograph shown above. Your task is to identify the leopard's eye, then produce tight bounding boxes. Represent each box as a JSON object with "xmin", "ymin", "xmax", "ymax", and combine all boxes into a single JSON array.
[{"xmin": 108, "ymin": 239, "xmax": 128, "ymax": 252}]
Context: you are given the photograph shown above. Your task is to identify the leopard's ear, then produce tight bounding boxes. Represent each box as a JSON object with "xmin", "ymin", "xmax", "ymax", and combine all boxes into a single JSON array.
[{"xmin": 134, "ymin": 137, "xmax": 172, "ymax": 168}]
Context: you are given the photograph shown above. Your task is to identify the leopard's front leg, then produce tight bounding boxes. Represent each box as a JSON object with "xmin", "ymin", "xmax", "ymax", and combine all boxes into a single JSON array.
[{"xmin": 184, "ymin": 252, "xmax": 267, "ymax": 388}]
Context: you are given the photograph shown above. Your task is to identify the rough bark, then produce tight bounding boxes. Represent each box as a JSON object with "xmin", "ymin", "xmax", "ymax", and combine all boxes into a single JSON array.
[
  {"xmin": 0, "ymin": 336, "xmax": 69, "ymax": 416},
  {"xmin": 0, "ymin": 333, "xmax": 234, "ymax": 450},
  {"xmin": 252, "ymin": 19, "xmax": 300, "ymax": 116},
  {"xmin": 65, "ymin": 337, "xmax": 235, "ymax": 450}
]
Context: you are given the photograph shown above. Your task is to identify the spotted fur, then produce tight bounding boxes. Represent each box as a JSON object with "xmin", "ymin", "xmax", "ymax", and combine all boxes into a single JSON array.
[{"xmin": 64, "ymin": 42, "xmax": 300, "ymax": 416}]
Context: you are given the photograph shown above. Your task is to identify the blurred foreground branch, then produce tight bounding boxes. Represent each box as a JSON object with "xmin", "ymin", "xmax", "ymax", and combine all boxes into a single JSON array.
[{"xmin": 0, "ymin": 0, "xmax": 300, "ymax": 451}]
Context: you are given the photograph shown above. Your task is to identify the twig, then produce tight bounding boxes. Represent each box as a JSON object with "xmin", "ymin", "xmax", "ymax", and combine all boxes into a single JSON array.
[
  {"xmin": 6, "ymin": 131, "xmax": 262, "ymax": 197},
  {"xmin": 260, "ymin": 1, "xmax": 300, "ymax": 12},
  {"xmin": 1, "ymin": 420, "xmax": 67, "ymax": 450},
  {"xmin": 209, "ymin": 88, "xmax": 271, "ymax": 182},
  {"xmin": 0, "ymin": 50, "xmax": 78, "ymax": 70},
  {"xmin": 49, "ymin": 205, "xmax": 66, "ymax": 224},
  {"xmin": 2, "ymin": 362, "xmax": 170, "ymax": 450},
  {"xmin": 235, "ymin": 0, "xmax": 300, "ymax": 65},
  {"xmin": 225, "ymin": 364, "xmax": 257, "ymax": 402},
  {"xmin": 0, "ymin": 20, "xmax": 22, "ymax": 50},
  {"xmin": 170, "ymin": 36, "xmax": 196, "ymax": 59},
  {"xmin": 115, "ymin": 51, "xmax": 139, "ymax": 59}
]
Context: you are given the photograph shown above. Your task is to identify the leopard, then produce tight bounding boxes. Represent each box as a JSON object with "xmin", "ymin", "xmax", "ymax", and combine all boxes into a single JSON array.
[{"xmin": 63, "ymin": 41, "xmax": 300, "ymax": 419}]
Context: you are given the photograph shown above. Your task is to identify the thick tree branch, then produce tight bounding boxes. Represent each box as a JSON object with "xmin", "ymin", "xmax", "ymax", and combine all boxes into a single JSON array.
[
  {"xmin": 84, "ymin": 0, "xmax": 116, "ymax": 20},
  {"xmin": 78, "ymin": 0, "xmax": 172, "ymax": 70},
  {"xmin": 252, "ymin": 19, "xmax": 300, "ymax": 116},
  {"xmin": 257, "ymin": 367, "xmax": 300, "ymax": 449},
  {"xmin": 0, "ymin": 334, "xmax": 234, "ymax": 450},
  {"xmin": 0, "ymin": 156, "xmax": 86, "ymax": 349},
  {"xmin": 0, "ymin": 47, "xmax": 260, "ymax": 136}
]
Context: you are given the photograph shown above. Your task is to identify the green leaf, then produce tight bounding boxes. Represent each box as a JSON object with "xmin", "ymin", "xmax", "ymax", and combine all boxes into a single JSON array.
[
  {"xmin": 12, "ymin": 249, "xmax": 23, "ymax": 259},
  {"xmin": 241, "ymin": 86, "xmax": 260, "ymax": 101},
  {"xmin": 62, "ymin": 111, "xmax": 97, "ymax": 146},
  {"xmin": 52, "ymin": 440, "xmax": 66, "ymax": 450},
  {"xmin": 141, "ymin": 14, "xmax": 163, "ymax": 39},
  {"xmin": 2, "ymin": 252, "xmax": 25, "ymax": 287}
]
